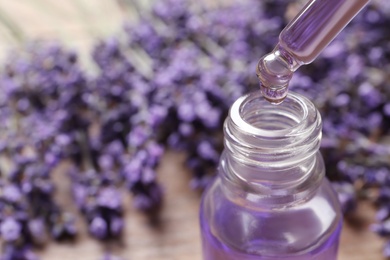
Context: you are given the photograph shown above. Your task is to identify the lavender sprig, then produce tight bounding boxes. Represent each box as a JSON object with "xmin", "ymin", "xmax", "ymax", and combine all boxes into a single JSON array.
[{"xmin": 0, "ymin": 0, "xmax": 390, "ymax": 258}]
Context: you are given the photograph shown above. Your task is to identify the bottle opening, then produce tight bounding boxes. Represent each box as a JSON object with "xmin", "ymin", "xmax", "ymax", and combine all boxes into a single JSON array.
[
  {"xmin": 228, "ymin": 91, "xmax": 316, "ymax": 142},
  {"xmin": 222, "ymin": 90, "xmax": 324, "ymax": 199},
  {"xmin": 240, "ymin": 91, "xmax": 306, "ymax": 131},
  {"xmin": 225, "ymin": 90, "xmax": 322, "ymax": 165}
]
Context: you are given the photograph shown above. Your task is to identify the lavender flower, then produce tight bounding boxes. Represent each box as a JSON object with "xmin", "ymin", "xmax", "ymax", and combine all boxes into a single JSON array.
[{"xmin": 0, "ymin": 0, "xmax": 390, "ymax": 257}]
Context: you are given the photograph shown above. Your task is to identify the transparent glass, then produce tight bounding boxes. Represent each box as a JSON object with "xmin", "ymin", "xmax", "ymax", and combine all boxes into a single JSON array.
[
  {"xmin": 200, "ymin": 91, "xmax": 342, "ymax": 260},
  {"xmin": 257, "ymin": 0, "xmax": 369, "ymax": 104}
]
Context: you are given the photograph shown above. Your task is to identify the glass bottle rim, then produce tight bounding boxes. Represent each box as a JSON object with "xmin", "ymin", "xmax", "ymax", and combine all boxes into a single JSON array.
[
  {"xmin": 221, "ymin": 91, "xmax": 325, "ymax": 204},
  {"xmin": 229, "ymin": 91, "xmax": 315, "ymax": 139}
]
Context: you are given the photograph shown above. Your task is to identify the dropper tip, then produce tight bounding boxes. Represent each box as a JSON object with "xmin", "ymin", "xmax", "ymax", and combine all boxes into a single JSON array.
[
  {"xmin": 256, "ymin": 51, "xmax": 292, "ymax": 105},
  {"xmin": 259, "ymin": 83, "xmax": 288, "ymax": 105}
]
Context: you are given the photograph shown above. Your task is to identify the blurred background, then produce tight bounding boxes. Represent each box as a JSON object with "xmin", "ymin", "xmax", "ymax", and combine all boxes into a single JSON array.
[
  {"xmin": 0, "ymin": 0, "xmax": 224, "ymax": 66},
  {"xmin": 0, "ymin": 0, "xmax": 389, "ymax": 259},
  {"xmin": 0, "ymin": 1, "xmax": 128, "ymax": 68}
]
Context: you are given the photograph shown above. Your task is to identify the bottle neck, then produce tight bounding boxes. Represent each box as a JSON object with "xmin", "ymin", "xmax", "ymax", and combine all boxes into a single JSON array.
[{"xmin": 221, "ymin": 91, "xmax": 323, "ymax": 206}]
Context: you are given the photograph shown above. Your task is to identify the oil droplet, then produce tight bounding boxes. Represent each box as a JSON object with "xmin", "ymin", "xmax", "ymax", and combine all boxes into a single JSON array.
[{"xmin": 256, "ymin": 49, "xmax": 293, "ymax": 105}]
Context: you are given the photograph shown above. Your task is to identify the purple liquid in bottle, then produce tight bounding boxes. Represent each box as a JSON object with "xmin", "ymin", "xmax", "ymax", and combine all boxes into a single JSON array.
[
  {"xmin": 200, "ymin": 181, "xmax": 343, "ymax": 260},
  {"xmin": 201, "ymin": 211, "xmax": 342, "ymax": 260},
  {"xmin": 200, "ymin": 91, "xmax": 343, "ymax": 259}
]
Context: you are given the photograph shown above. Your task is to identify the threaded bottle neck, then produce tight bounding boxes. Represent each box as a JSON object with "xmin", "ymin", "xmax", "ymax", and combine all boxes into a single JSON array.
[{"xmin": 222, "ymin": 91, "xmax": 323, "ymax": 202}]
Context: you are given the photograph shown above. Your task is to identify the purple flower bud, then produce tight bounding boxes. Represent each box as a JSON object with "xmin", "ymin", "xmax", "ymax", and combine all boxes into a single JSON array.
[
  {"xmin": 146, "ymin": 142, "xmax": 164, "ymax": 159},
  {"xmin": 384, "ymin": 241, "xmax": 390, "ymax": 258},
  {"xmin": 97, "ymin": 187, "xmax": 122, "ymax": 211},
  {"xmin": 0, "ymin": 244, "xmax": 39, "ymax": 260},
  {"xmin": 346, "ymin": 54, "xmax": 364, "ymax": 79},
  {"xmin": 167, "ymin": 133, "xmax": 181, "ymax": 148},
  {"xmin": 105, "ymin": 141, "xmax": 124, "ymax": 156},
  {"xmin": 110, "ymin": 85, "xmax": 124, "ymax": 97},
  {"xmin": 89, "ymin": 216, "xmax": 107, "ymax": 239},
  {"xmin": 28, "ymin": 218, "xmax": 46, "ymax": 244},
  {"xmin": 147, "ymin": 105, "xmax": 168, "ymax": 127},
  {"xmin": 384, "ymin": 103, "xmax": 390, "ymax": 117},
  {"xmin": 378, "ymin": 188, "xmax": 390, "ymax": 204},
  {"xmin": 127, "ymin": 126, "xmax": 150, "ymax": 148},
  {"xmin": 133, "ymin": 194, "xmax": 153, "ymax": 211},
  {"xmin": 367, "ymin": 112, "xmax": 382, "ymax": 130},
  {"xmin": 178, "ymin": 102, "xmax": 196, "ymax": 122},
  {"xmin": 376, "ymin": 207, "xmax": 390, "ymax": 222},
  {"xmin": 371, "ymin": 220, "xmax": 390, "ymax": 237},
  {"xmin": 332, "ymin": 93, "xmax": 350, "ymax": 107},
  {"xmin": 142, "ymin": 168, "xmax": 156, "ymax": 184},
  {"xmin": 44, "ymin": 152, "xmax": 60, "ymax": 167},
  {"xmin": 197, "ymin": 141, "xmax": 219, "ymax": 162},
  {"xmin": 2, "ymin": 185, "xmax": 22, "ymax": 203},
  {"xmin": 358, "ymin": 82, "xmax": 382, "ymax": 108},
  {"xmin": 321, "ymin": 41, "xmax": 346, "ymax": 59},
  {"xmin": 0, "ymin": 218, "xmax": 21, "ymax": 242},
  {"xmin": 133, "ymin": 183, "xmax": 163, "ymax": 211},
  {"xmin": 55, "ymin": 134, "xmax": 72, "ymax": 147},
  {"xmin": 110, "ymin": 217, "xmax": 124, "ymax": 237},
  {"xmin": 145, "ymin": 142, "xmax": 164, "ymax": 166},
  {"xmin": 178, "ymin": 123, "xmax": 194, "ymax": 137},
  {"xmin": 17, "ymin": 98, "xmax": 30, "ymax": 112},
  {"xmin": 35, "ymin": 179, "xmax": 54, "ymax": 195},
  {"xmin": 123, "ymin": 158, "xmax": 142, "ymax": 184},
  {"xmin": 23, "ymin": 249, "xmax": 40, "ymax": 260},
  {"xmin": 98, "ymin": 154, "xmax": 114, "ymax": 171},
  {"xmin": 72, "ymin": 184, "xmax": 88, "ymax": 209},
  {"xmin": 154, "ymin": 70, "xmax": 174, "ymax": 87}
]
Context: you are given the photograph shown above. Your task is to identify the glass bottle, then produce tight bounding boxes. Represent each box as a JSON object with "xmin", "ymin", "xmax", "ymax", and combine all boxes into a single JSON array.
[{"xmin": 200, "ymin": 91, "xmax": 342, "ymax": 260}]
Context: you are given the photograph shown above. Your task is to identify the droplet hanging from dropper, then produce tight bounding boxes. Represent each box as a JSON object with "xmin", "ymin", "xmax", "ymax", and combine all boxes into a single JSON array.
[
  {"xmin": 256, "ymin": 46, "xmax": 294, "ymax": 105},
  {"xmin": 257, "ymin": 0, "xmax": 370, "ymax": 104}
]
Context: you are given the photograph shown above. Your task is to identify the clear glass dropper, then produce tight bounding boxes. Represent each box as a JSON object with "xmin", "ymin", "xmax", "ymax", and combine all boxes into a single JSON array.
[{"xmin": 257, "ymin": 0, "xmax": 370, "ymax": 104}]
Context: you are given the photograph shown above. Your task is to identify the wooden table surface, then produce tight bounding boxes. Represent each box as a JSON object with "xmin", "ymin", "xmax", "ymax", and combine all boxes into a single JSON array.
[{"xmin": 39, "ymin": 152, "xmax": 384, "ymax": 260}]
